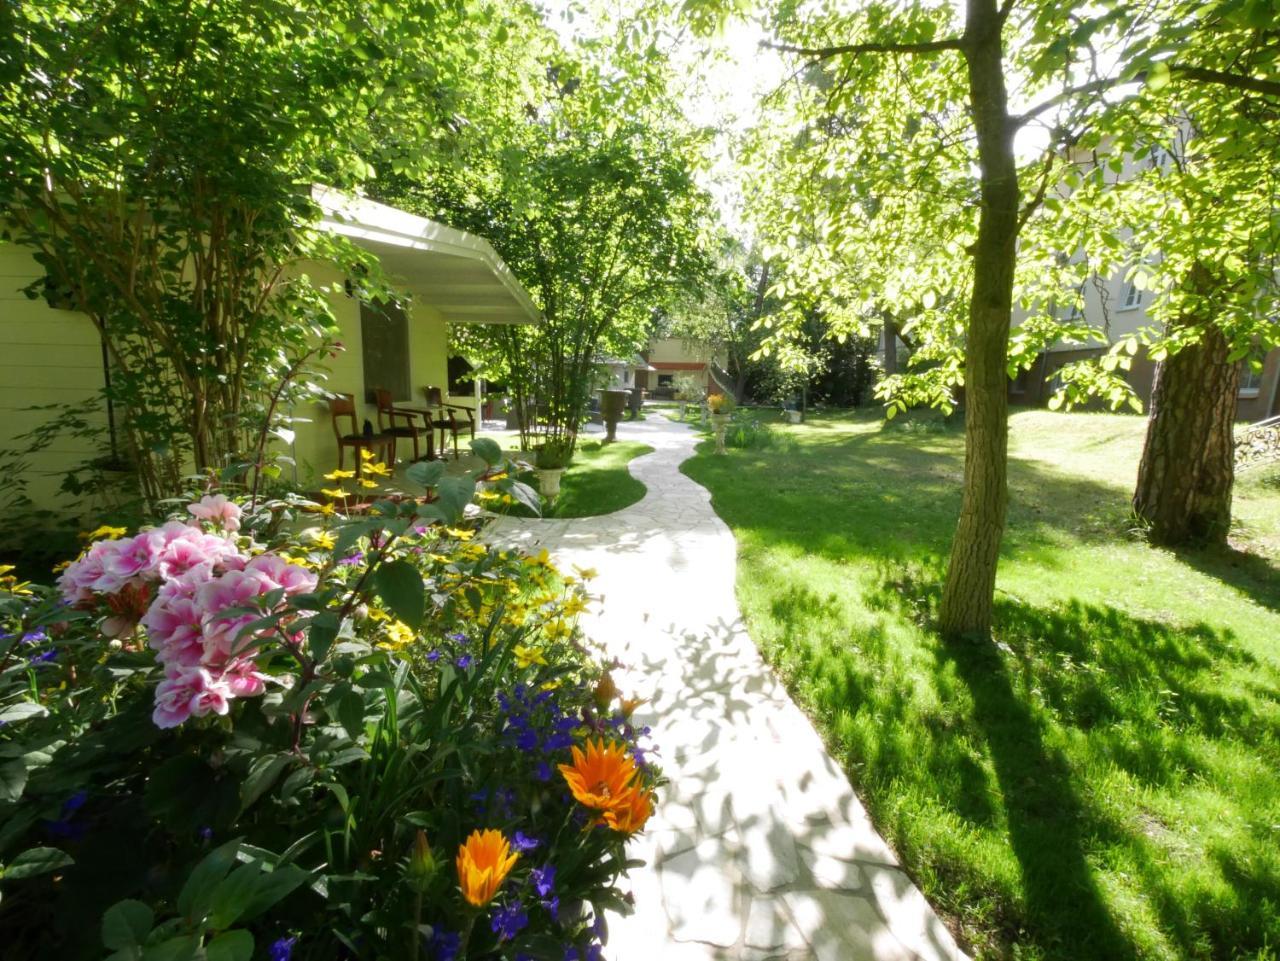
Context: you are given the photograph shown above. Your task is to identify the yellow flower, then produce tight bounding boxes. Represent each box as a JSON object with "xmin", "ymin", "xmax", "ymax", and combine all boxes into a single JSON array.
[
  {"xmin": 561, "ymin": 595, "xmax": 587, "ymax": 618},
  {"xmin": 545, "ymin": 619, "xmax": 571, "ymax": 641},
  {"xmin": 357, "ymin": 477, "xmax": 378, "ymax": 489},
  {"xmin": 384, "ymin": 620, "xmax": 414, "ymax": 649},
  {"xmin": 324, "ymin": 468, "xmax": 356, "ymax": 480},
  {"xmin": 444, "ymin": 527, "xmax": 474, "ymax": 541},
  {"xmin": 573, "ymin": 565, "xmax": 598, "ymax": 581},
  {"xmin": 321, "ymin": 487, "xmax": 349, "ymax": 500},
  {"xmin": 513, "ymin": 644, "xmax": 548, "ymax": 669},
  {"xmin": 559, "ymin": 739, "xmax": 639, "ymax": 813},
  {"xmin": 82, "ymin": 524, "xmax": 127, "ymax": 542},
  {"xmin": 455, "ymin": 829, "xmax": 518, "ymax": 907},
  {"xmin": 307, "ymin": 529, "xmax": 336, "ymax": 550}
]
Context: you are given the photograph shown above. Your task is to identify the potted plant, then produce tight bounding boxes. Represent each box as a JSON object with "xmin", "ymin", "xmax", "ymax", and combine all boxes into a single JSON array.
[
  {"xmin": 707, "ymin": 393, "xmax": 735, "ymax": 454},
  {"xmin": 533, "ymin": 438, "xmax": 571, "ymax": 498}
]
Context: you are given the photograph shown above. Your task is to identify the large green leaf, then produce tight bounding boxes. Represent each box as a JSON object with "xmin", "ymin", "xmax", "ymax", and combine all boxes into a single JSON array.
[
  {"xmin": 3, "ymin": 845, "xmax": 73, "ymax": 881},
  {"xmin": 373, "ymin": 559, "xmax": 425, "ymax": 629},
  {"xmin": 102, "ymin": 899, "xmax": 154, "ymax": 951}
]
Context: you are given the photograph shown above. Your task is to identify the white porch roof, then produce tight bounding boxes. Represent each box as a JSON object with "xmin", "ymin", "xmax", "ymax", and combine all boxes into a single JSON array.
[{"xmin": 314, "ymin": 186, "xmax": 542, "ymax": 326}]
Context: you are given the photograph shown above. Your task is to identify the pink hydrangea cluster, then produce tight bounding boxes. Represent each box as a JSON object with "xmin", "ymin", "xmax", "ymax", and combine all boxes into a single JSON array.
[{"xmin": 57, "ymin": 500, "xmax": 319, "ymax": 729}]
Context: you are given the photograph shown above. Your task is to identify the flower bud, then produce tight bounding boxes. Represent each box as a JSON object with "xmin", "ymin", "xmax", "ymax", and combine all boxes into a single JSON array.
[{"xmin": 407, "ymin": 830, "xmax": 438, "ymax": 890}]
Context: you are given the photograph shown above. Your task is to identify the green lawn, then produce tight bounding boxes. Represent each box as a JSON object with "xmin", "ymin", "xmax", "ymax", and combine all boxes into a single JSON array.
[
  {"xmin": 504, "ymin": 438, "xmax": 651, "ymax": 518},
  {"xmin": 682, "ymin": 409, "xmax": 1280, "ymax": 961}
]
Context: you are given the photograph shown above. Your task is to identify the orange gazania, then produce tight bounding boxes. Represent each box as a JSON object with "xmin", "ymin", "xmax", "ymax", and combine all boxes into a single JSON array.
[
  {"xmin": 603, "ymin": 784, "xmax": 654, "ymax": 835},
  {"xmin": 455, "ymin": 829, "xmax": 519, "ymax": 906},
  {"xmin": 558, "ymin": 738, "xmax": 638, "ymax": 812}
]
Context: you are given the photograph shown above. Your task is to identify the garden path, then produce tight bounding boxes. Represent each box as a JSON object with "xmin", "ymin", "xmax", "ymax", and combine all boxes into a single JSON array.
[{"xmin": 485, "ymin": 413, "xmax": 968, "ymax": 961}]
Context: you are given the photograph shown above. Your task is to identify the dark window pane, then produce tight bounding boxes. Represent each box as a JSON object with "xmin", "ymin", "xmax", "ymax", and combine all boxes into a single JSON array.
[{"xmin": 360, "ymin": 300, "xmax": 410, "ymax": 402}]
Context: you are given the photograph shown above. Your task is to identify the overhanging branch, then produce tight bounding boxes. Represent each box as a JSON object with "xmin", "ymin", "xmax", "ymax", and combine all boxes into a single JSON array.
[{"xmin": 764, "ymin": 37, "xmax": 964, "ymax": 61}]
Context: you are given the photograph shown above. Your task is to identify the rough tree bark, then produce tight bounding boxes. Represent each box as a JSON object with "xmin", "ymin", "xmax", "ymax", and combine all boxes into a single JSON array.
[
  {"xmin": 1133, "ymin": 289, "xmax": 1239, "ymax": 546},
  {"xmin": 937, "ymin": 0, "xmax": 1021, "ymax": 639}
]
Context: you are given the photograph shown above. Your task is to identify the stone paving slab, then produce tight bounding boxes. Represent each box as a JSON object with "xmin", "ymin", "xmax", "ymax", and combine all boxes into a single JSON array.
[{"xmin": 486, "ymin": 413, "xmax": 968, "ymax": 961}]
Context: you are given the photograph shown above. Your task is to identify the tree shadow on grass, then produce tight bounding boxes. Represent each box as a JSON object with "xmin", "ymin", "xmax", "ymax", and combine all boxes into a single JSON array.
[
  {"xmin": 1172, "ymin": 542, "xmax": 1280, "ymax": 615},
  {"xmin": 863, "ymin": 566, "xmax": 1280, "ymax": 960}
]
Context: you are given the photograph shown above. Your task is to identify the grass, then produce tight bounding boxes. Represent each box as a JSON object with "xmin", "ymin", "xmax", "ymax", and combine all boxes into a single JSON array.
[
  {"xmin": 501, "ymin": 438, "xmax": 651, "ymax": 518},
  {"xmin": 682, "ymin": 408, "xmax": 1280, "ymax": 961}
]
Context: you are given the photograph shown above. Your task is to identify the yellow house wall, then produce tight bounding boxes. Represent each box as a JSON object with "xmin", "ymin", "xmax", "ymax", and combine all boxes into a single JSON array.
[
  {"xmin": 0, "ymin": 246, "xmax": 109, "ymax": 510},
  {"xmin": 0, "ymin": 246, "xmax": 465, "ymax": 506}
]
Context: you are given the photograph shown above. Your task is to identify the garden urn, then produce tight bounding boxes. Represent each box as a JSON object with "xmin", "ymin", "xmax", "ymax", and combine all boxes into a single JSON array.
[
  {"xmin": 711, "ymin": 412, "xmax": 730, "ymax": 455},
  {"xmin": 536, "ymin": 467, "xmax": 566, "ymax": 499}
]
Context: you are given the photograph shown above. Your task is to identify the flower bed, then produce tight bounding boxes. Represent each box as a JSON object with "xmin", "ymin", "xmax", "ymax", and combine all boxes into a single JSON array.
[{"xmin": 0, "ymin": 442, "xmax": 658, "ymax": 961}]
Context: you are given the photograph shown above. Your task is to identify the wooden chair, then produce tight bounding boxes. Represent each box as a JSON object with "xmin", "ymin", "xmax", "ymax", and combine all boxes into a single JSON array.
[
  {"xmin": 422, "ymin": 386, "xmax": 464, "ymax": 458},
  {"xmin": 328, "ymin": 393, "xmax": 393, "ymax": 478},
  {"xmin": 374, "ymin": 388, "xmax": 431, "ymax": 462}
]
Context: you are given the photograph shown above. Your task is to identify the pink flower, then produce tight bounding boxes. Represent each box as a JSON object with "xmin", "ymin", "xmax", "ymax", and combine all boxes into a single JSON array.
[
  {"xmin": 187, "ymin": 494, "xmax": 243, "ymax": 533},
  {"xmin": 102, "ymin": 529, "xmax": 165, "ymax": 582},
  {"xmin": 244, "ymin": 554, "xmax": 318, "ymax": 596},
  {"xmin": 156, "ymin": 527, "xmax": 240, "ymax": 581},
  {"xmin": 222, "ymin": 658, "xmax": 268, "ymax": 697},
  {"xmin": 197, "ymin": 568, "xmax": 275, "ymax": 665},
  {"xmin": 152, "ymin": 667, "xmax": 233, "ymax": 728},
  {"xmin": 141, "ymin": 596, "xmax": 205, "ymax": 667}
]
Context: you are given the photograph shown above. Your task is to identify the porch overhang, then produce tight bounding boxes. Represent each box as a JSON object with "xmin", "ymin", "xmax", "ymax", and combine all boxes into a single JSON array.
[{"xmin": 315, "ymin": 187, "xmax": 542, "ymax": 326}]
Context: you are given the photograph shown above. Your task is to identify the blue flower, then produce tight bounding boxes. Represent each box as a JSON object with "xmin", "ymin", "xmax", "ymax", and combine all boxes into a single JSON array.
[
  {"xmin": 448, "ymin": 631, "xmax": 467, "ymax": 642},
  {"xmin": 268, "ymin": 936, "xmax": 297, "ymax": 961},
  {"xmin": 198, "ymin": 826, "xmax": 214, "ymax": 840},
  {"xmin": 426, "ymin": 650, "xmax": 442, "ymax": 663},
  {"xmin": 530, "ymin": 864, "xmax": 556, "ymax": 898},
  {"xmin": 338, "ymin": 551, "xmax": 364, "ymax": 566},
  {"xmin": 63, "ymin": 790, "xmax": 88, "ymax": 813},
  {"xmin": 21, "ymin": 629, "xmax": 47, "ymax": 644},
  {"xmin": 535, "ymin": 761, "xmax": 553, "ymax": 782},
  {"xmin": 490, "ymin": 902, "xmax": 529, "ymax": 942},
  {"xmin": 28, "ymin": 649, "xmax": 57, "ymax": 665},
  {"xmin": 512, "ymin": 831, "xmax": 540, "ymax": 853},
  {"xmin": 428, "ymin": 928, "xmax": 460, "ymax": 961},
  {"xmin": 455, "ymin": 654, "xmax": 473, "ymax": 670}
]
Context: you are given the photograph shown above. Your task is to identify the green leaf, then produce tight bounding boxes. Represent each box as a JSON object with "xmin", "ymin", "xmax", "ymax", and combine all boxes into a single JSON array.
[
  {"xmin": 205, "ymin": 930, "xmax": 253, "ymax": 961},
  {"xmin": 406, "ymin": 460, "xmax": 446, "ymax": 489},
  {"xmin": 236, "ymin": 864, "xmax": 309, "ymax": 922},
  {"xmin": 3, "ymin": 846, "xmax": 73, "ymax": 881},
  {"xmin": 308, "ymin": 611, "xmax": 340, "ymax": 662},
  {"xmin": 140, "ymin": 935, "xmax": 199, "ymax": 961},
  {"xmin": 103, "ymin": 899, "xmax": 154, "ymax": 950},
  {"xmin": 434, "ymin": 475, "xmax": 476, "ymax": 523},
  {"xmin": 239, "ymin": 754, "xmax": 291, "ymax": 813},
  {"xmin": 177, "ymin": 841, "xmax": 241, "ymax": 923},
  {"xmin": 0, "ymin": 759, "xmax": 27, "ymax": 802},
  {"xmin": 469, "ymin": 437, "xmax": 503, "ymax": 466},
  {"xmin": 336, "ymin": 691, "xmax": 366, "ymax": 741},
  {"xmin": 373, "ymin": 560, "xmax": 425, "ymax": 629},
  {"xmin": 501, "ymin": 479, "xmax": 542, "ymax": 516},
  {"xmin": 0, "ymin": 702, "xmax": 47, "ymax": 725},
  {"xmin": 1147, "ymin": 60, "xmax": 1171, "ymax": 90}
]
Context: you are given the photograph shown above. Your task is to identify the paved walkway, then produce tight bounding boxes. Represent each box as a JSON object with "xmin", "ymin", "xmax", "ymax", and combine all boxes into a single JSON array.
[{"xmin": 486, "ymin": 414, "xmax": 968, "ymax": 961}]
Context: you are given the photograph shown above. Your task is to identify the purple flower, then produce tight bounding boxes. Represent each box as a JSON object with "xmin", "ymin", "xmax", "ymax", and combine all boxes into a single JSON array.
[
  {"xmin": 28, "ymin": 649, "xmax": 57, "ymax": 665},
  {"xmin": 490, "ymin": 902, "xmax": 529, "ymax": 942},
  {"xmin": 543, "ymin": 894, "xmax": 561, "ymax": 920},
  {"xmin": 428, "ymin": 928, "xmax": 460, "ymax": 961},
  {"xmin": 338, "ymin": 551, "xmax": 364, "ymax": 566},
  {"xmin": 448, "ymin": 631, "xmax": 467, "ymax": 642},
  {"xmin": 426, "ymin": 650, "xmax": 442, "ymax": 663},
  {"xmin": 512, "ymin": 831, "xmax": 540, "ymax": 853},
  {"xmin": 455, "ymin": 655, "xmax": 473, "ymax": 670},
  {"xmin": 530, "ymin": 864, "xmax": 556, "ymax": 898},
  {"xmin": 535, "ymin": 761, "xmax": 553, "ymax": 782},
  {"xmin": 198, "ymin": 826, "xmax": 214, "ymax": 840},
  {"xmin": 21, "ymin": 629, "xmax": 47, "ymax": 644},
  {"xmin": 268, "ymin": 937, "xmax": 297, "ymax": 961}
]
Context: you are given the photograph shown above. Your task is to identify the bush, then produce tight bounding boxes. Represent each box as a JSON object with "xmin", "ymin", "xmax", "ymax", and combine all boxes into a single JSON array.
[{"xmin": 0, "ymin": 441, "xmax": 659, "ymax": 961}]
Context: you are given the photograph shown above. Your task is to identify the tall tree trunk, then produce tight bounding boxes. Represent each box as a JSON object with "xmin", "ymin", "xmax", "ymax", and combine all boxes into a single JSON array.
[
  {"xmin": 882, "ymin": 315, "xmax": 899, "ymax": 376},
  {"xmin": 1133, "ymin": 293, "xmax": 1238, "ymax": 546},
  {"xmin": 938, "ymin": 0, "xmax": 1020, "ymax": 640}
]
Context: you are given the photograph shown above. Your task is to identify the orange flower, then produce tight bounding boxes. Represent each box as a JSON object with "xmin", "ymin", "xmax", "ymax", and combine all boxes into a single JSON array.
[
  {"xmin": 603, "ymin": 784, "xmax": 654, "ymax": 834},
  {"xmin": 455, "ymin": 829, "xmax": 518, "ymax": 906},
  {"xmin": 558, "ymin": 738, "xmax": 638, "ymax": 812}
]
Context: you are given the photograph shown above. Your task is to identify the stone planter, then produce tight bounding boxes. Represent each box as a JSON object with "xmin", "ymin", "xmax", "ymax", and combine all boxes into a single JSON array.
[
  {"xmin": 711, "ymin": 413, "xmax": 731, "ymax": 455},
  {"xmin": 785, "ymin": 409, "xmax": 802, "ymax": 425},
  {"xmin": 536, "ymin": 467, "xmax": 566, "ymax": 499}
]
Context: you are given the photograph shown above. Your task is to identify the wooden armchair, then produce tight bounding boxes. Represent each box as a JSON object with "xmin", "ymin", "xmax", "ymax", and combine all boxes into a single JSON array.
[
  {"xmin": 421, "ymin": 386, "xmax": 475, "ymax": 458},
  {"xmin": 328, "ymin": 393, "xmax": 393, "ymax": 478},
  {"xmin": 374, "ymin": 388, "xmax": 431, "ymax": 462}
]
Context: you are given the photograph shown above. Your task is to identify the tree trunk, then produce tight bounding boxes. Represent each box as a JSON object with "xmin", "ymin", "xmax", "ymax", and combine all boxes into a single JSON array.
[
  {"xmin": 1133, "ymin": 305, "xmax": 1238, "ymax": 546},
  {"xmin": 937, "ymin": 0, "xmax": 1020, "ymax": 640},
  {"xmin": 882, "ymin": 315, "xmax": 899, "ymax": 376}
]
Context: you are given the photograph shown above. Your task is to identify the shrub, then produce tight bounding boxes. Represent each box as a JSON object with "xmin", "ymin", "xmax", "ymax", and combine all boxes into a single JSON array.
[{"xmin": 0, "ymin": 440, "xmax": 659, "ymax": 961}]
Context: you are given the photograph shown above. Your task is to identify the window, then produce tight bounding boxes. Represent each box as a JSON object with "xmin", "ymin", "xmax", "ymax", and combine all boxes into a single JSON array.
[
  {"xmin": 657, "ymin": 373, "xmax": 674, "ymax": 388},
  {"xmin": 1120, "ymin": 280, "xmax": 1143, "ymax": 311},
  {"xmin": 360, "ymin": 300, "xmax": 410, "ymax": 402},
  {"xmin": 1239, "ymin": 351, "xmax": 1266, "ymax": 396}
]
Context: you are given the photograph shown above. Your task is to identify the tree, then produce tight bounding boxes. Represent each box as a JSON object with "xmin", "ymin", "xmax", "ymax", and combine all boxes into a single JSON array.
[
  {"xmin": 729, "ymin": 0, "xmax": 1280, "ymax": 635},
  {"xmin": 381, "ymin": 18, "xmax": 716, "ymax": 453},
  {"xmin": 0, "ymin": 0, "xmax": 527, "ymax": 502}
]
